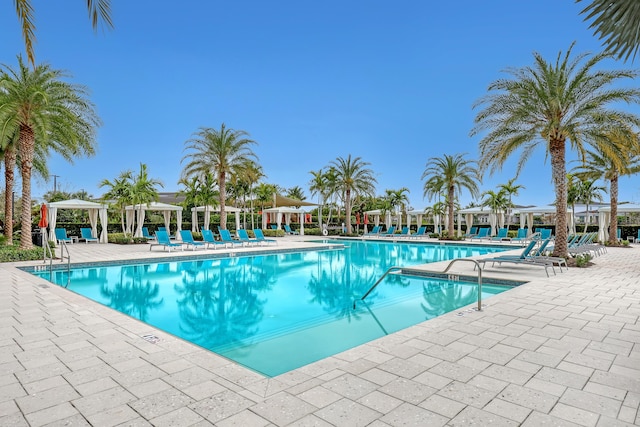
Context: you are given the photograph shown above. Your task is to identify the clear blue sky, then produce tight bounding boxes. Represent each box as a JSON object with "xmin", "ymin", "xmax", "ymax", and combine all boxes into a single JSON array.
[{"xmin": 2, "ymin": 1, "xmax": 640, "ymax": 209}]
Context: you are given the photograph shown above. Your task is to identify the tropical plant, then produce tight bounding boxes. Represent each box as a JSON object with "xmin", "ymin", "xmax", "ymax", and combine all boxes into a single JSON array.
[
  {"xmin": 130, "ymin": 163, "xmax": 162, "ymax": 235},
  {"xmin": 238, "ymin": 160, "xmax": 264, "ymax": 230},
  {"xmin": 286, "ymin": 186, "xmax": 306, "ymax": 202},
  {"xmin": 480, "ymin": 189, "xmax": 509, "ymax": 234},
  {"xmin": 472, "ymin": 43, "xmax": 640, "ymax": 257},
  {"xmin": 578, "ymin": 0, "xmax": 640, "ymax": 61},
  {"xmin": 328, "ymin": 155, "xmax": 377, "ymax": 234},
  {"xmin": 0, "ymin": 56, "xmax": 100, "ymax": 249},
  {"xmin": 498, "ymin": 178, "xmax": 524, "ymax": 229},
  {"xmin": 422, "ymin": 153, "xmax": 480, "ymax": 236},
  {"xmin": 182, "ymin": 123, "xmax": 257, "ymax": 230},
  {"xmin": 308, "ymin": 169, "xmax": 327, "ymax": 227},
  {"xmin": 383, "ymin": 188, "xmax": 410, "ymax": 229},
  {"xmin": 14, "ymin": 0, "xmax": 113, "ymax": 66},
  {"xmin": 572, "ymin": 138, "xmax": 640, "ymax": 244},
  {"xmin": 566, "ymin": 173, "xmax": 581, "ymax": 234}
]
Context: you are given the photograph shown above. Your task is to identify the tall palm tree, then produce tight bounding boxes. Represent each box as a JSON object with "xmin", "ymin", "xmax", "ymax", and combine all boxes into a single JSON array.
[
  {"xmin": 239, "ymin": 160, "xmax": 264, "ymax": 230},
  {"xmin": 573, "ymin": 141, "xmax": 640, "ymax": 244},
  {"xmin": 1, "ymin": 131, "xmax": 17, "ymax": 243},
  {"xmin": 480, "ymin": 189, "xmax": 509, "ymax": 235},
  {"xmin": 99, "ymin": 170, "xmax": 133, "ymax": 233},
  {"xmin": 14, "ymin": 0, "xmax": 113, "ymax": 66},
  {"xmin": 130, "ymin": 163, "xmax": 162, "ymax": 235},
  {"xmin": 567, "ymin": 173, "xmax": 581, "ymax": 235},
  {"xmin": 328, "ymin": 155, "xmax": 376, "ymax": 234},
  {"xmin": 286, "ymin": 186, "xmax": 306, "ymax": 201},
  {"xmin": 308, "ymin": 169, "xmax": 327, "ymax": 228},
  {"xmin": 182, "ymin": 123, "xmax": 257, "ymax": 230},
  {"xmin": 498, "ymin": 178, "xmax": 524, "ymax": 229},
  {"xmin": 422, "ymin": 153, "xmax": 480, "ymax": 237},
  {"xmin": 383, "ymin": 188, "xmax": 410, "ymax": 229},
  {"xmin": 0, "ymin": 57, "xmax": 100, "ymax": 249},
  {"xmin": 472, "ymin": 44, "xmax": 640, "ymax": 257},
  {"xmin": 576, "ymin": 179, "xmax": 606, "ymax": 232},
  {"xmin": 578, "ymin": 0, "xmax": 640, "ymax": 61},
  {"xmin": 255, "ymin": 182, "xmax": 276, "ymax": 228}
]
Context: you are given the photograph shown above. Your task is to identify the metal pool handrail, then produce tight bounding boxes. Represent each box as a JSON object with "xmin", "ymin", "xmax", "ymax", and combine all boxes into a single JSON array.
[{"xmin": 358, "ymin": 258, "xmax": 483, "ymax": 311}]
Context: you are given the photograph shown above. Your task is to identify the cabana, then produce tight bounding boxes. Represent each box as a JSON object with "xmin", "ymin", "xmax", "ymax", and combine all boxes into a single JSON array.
[
  {"xmin": 456, "ymin": 206, "xmax": 492, "ymax": 235},
  {"xmin": 406, "ymin": 209, "xmax": 426, "ymax": 231},
  {"xmin": 516, "ymin": 205, "xmax": 574, "ymax": 235},
  {"xmin": 46, "ymin": 199, "xmax": 109, "ymax": 243},
  {"xmin": 597, "ymin": 204, "xmax": 640, "ymax": 241},
  {"xmin": 364, "ymin": 209, "xmax": 392, "ymax": 230},
  {"xmin": 125, "ymin": 202, "xmax": 183, "ymax": 240},
  {"xmin": 262, "ymin": 207, "xmax": 307, "ymax": 235},
  {"xmin": 191, "ymin": 205, "xmax": 242, "ymax": 232}
]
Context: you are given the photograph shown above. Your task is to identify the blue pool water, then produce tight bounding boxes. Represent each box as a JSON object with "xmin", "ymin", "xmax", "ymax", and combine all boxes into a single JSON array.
[{"xmin": 34, "ymin": 240, "xmax": 513, "ymax": 376}]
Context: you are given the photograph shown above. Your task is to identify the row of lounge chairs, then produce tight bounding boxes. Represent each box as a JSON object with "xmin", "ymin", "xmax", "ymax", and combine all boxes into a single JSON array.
[
  {"xmin": 363, "ymin": 226, "xmax": 431, "ymax": 239},
  {"xmin": 150, "ymin": 229, "xmax": 278, "ymax": 252},
  {"xmin": 54, "ymin": 227, "xmax": 98, "ymax": 244}
]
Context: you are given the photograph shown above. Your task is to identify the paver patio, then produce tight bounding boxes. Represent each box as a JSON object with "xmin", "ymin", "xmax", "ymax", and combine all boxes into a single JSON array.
[{"xmin": 0, "ymin": 238, "xmax": 638, "ymax": 426}]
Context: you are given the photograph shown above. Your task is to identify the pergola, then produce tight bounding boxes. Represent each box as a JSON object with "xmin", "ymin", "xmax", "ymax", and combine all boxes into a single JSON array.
[
  {"xmin": 263, "ymin": 207, "xmax": 308, "ymax": 235},
  {"xmin": 191, "ymin": 205, "xmax": 242, "ymax": 232},
  {"xmin": 456, "ymin": 207, "xmax": 493, "ymax": 235},
  {"xmin": 125, "ymin": 202, "xmax": 183, "ymax": 240},
  {"xmin": 597, "ymin": 204, "xmax": 640, "ymax": 241},
  {"xmin": 46, "ymin": 199, "xmax": 109, "ymax": 243},
  {"xmin": 364, "ymin": 209, "xmax": 392, "ymax": 230}
]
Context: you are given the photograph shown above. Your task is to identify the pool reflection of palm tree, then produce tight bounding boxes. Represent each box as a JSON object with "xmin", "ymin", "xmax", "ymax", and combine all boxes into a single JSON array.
[
  {"xmin": 100, "ymin": 265, "xmax": 164, "ymax": 322},
  {"xmin": 421, "ymin": 281, "xmax": 477, "ymax": 319},
  {"xmin": 174, "ymin": 258, "xmax": 272, "ymax": 351}
]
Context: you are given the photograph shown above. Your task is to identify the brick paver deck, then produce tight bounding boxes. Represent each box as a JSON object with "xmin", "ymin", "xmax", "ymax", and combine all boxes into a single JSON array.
[{"xmin": 0, "ymin": 238, "xmax": 638, "ymax": 426}]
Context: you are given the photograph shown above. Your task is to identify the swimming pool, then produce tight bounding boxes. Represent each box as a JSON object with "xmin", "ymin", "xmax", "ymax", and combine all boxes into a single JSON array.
[{"xmin": 32, "ymin": 240, "xmax": 516, "ymax": 376}]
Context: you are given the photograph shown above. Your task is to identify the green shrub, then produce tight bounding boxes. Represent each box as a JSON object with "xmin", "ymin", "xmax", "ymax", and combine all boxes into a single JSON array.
[
  {"xmin": 575, "ymin": 253, "xmax": 592, "ymax": 268},
  {"xmin": 108, "ymin": 233, "xmax": 148, "ymax": 244},
  {"xmin": 0, "ymin": 245, "xmax": 44, "ymax": 262}
]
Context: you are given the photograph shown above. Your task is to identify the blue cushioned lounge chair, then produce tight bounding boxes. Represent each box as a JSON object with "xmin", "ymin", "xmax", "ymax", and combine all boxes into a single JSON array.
[
  {"xmin": 219, "ymin": 229, "xmax": 244, "ymax": 247},
  {"xmin": 363, "ymin": 225, "xmax": 381, "ymax": 237},
  {"xmin": 55, "ymin": 228, "xmax": 73, "ymax": 245},
  {"xmin": 150, "ymin": 230, "xmax": 183, "ymax": 252},
  {"xmin": 80, "ymin": 227, "xmax": 98, "ymax": 243},
  {"xmin": 202, "ymin": 229, "xmax": 231, "ymax": 249},
  {"xmin": 283, "ymin": 224, "xmax": 299, "ymax": 235},
  {"xmin": 253, "ymin": 229, "xmax": 277, "ymax": 245},
  {"xmin": 179, "ymin": 230, "xmax": 206, "ymax": 250},
  {"xmin": 491, "ymin": 228, "xmax": 509, "ymax": 241},
  {"xmin": 237, "ymin": 229, "xmax": 259, "ymax": 246},
  {"xmin": 470, "ymin": 228, "xmax": 490, "ymax": 240},
  {"xmin": 477, "ymin": 239, "xmax": 555, "ymax": 277},
  {"xmin": 464, "ymin": 226, "xmax": 478, "ymax": 239}
]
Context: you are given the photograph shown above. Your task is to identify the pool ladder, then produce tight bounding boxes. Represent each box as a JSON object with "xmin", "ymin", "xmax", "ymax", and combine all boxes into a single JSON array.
[
  {"xmin": 42, "ymin": 240, "xmax": 71, "ymax": 288},
  {"xmin": 357, "ymin": 258, "xmax": 483, "ymax": 311}
]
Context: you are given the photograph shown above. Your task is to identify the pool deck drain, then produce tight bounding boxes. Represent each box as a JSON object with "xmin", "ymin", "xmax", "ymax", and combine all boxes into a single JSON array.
[{"xmin": 0, "ymin": 236, "xmax": 639, "ymax": 426}]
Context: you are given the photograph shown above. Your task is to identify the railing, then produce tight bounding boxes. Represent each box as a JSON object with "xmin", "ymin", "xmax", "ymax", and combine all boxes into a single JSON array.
[
  {"xmin": 357, "ymin": 258, "xmax": 483, "ymax": 311},
  {"xmin": 58, "ymin": 240, "xmax": 71, "ymax": 288}
]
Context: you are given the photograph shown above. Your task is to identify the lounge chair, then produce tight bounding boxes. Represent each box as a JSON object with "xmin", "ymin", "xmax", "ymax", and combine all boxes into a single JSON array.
[
  {"xmin": 237, "ymin": 229, "xmax": 259, "ymax": 246},
  {"xmin": 537, "ymin": 228, "xmax": 552, "ymax": 240},
  {"xmin": 491, "ymin": 228, "xmax": 509, "ymax": 241},
  {"xmin": 464, "ymin": 226, "xmax": 478, "ymax": 239},
  {"xmin": 410, "ymin": 226, "xmax": 427, "ymax": 239},
  {"xmin": 253, "ymin": 228, "xmax": 277, "ymax": 245},
  {"xmin": 219, "ymin": 229, "xmax": 244, "ymax": 247},
  {"xmin": 398, "ymin": 226, "xmax": 411, "ymax": 237},
  {"xmin": 179, "ymin": 230, "xmax": 206, "ymax": 250},
  {"xmin": 141, "ymin": 227, "xmax": 155, "ymax": 240},
  {"xmin": 382, "ymin": 226, "xmax": 396, "ymax": 237},
  {"xmin": 283, "ymin": 224, "xmax": 299, "ymax": 235},
  {"xmin": 270, "ymin": 225, "xmax": 278, "ymax": 230},
  {"xmin": 79, "ymin": 227, "xmax": 98, "ymax": 243},
  {"xmin": 470, "ymin": 228, "xmax": 490, "ymax": 240},
  {"xmin": 202, "ymin": 229, "xmax": 231, "ymax": 249},
  {"xmin": 477, "ymin": 239, "xmax": 555, "ymax": 277},
  {"xmin": 511, "ymin": 228, "xmax": 528, "ymax": 244},
  {"xmin": 363, "ymin": 225, "xmax": 381, "ymax": 237},
  {"xmin": 54, "ymin": 228, "xmax": 74, "ymax": 245},
  {"xmin": 150, "ymin": 230, "xmax": 183, "ymax": 252}
]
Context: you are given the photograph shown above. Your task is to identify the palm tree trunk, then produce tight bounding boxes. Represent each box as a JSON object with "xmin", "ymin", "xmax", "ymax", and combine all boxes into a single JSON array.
[
  {"xmin": 219, "ymin": 171, "xmax": 227, "ymax": 230},
  {"xmin": 550, "ymin": 138, "xmax": 568, "ymax": 257},
  {"xmin": 584, "ymin": 202, "xmax": 590, "ymax": 233},
  {"xmin": 4, "ymin": 146, "xmax": 16, "ymax": 244},
  {"xmin": 18, "ymin": 125, "xmax": 35, "ymax": 250},
  {"xmin": 447, "ymin": 186, "xmax": 455, "ymax": 236},
  {"xmin": 345, "ymin": 189, "xmax": 352, "ymax": 234},
  {"xmin": 608, "ymin": 174, "xmax": 619, "ymax": 245}
]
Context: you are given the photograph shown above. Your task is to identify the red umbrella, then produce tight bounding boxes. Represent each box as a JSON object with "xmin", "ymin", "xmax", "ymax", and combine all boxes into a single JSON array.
[
  {"xmin": 364, "ymin": 214, "xmax": 369, "ymax": 224},
  {"xmin": 356, "ymin": 213, "xmax": 360, "ymax": 225},
  {"xmin": 38, "ymin": 204, "xmax": 48, "ymax": 228}
]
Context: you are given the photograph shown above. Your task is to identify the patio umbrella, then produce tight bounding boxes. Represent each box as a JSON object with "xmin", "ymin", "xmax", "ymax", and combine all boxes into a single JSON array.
[{"xmin": 38, "ymin": 204, "xmax": 48, "ymax": 228}]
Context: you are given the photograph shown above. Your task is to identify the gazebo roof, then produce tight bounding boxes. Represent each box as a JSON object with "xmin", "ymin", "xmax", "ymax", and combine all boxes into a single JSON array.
[
  {"xmin": 125, "ymin": 202, "xmax": 183, "ymax": 211},
  {"xmin": 47, "ymin": 199, "xmax": 108, "ymax": 209}
]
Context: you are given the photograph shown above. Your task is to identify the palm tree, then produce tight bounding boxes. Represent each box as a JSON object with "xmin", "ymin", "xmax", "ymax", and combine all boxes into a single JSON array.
[
  {"xmin": 14, "ymin": 0, "xmax": 113, "ymax": 66},
  {"xmin": 99, "ymin": 170, "xmax": 133, "ymax": 233},
  {"xmin": 498, "ymin": 178, "xmax": 524, "ymax": 229},
  {"xmin": 286, "ymin": 186, "xmax": 306, "ymax": 201},
  {"xmin": 308, "ymin": 169, "xmax": 327, "ymax": 228},
  {"xmin": 177, "ymin": 172, "xmax": 219, "ymax": 231},
  {"xmin": 182, "ymin": 124, "xmax": 257, "ymax": 230},
  {"xmin": 328, "ymin": 155, "xmax": 376, "ymax": 234},
  {"xmin": 573, "ymin": 140, "xmax": 640, "ymax": 244},
  {"xmin": 422, "ymin": 153, "xmax": 480, "ymax": 237},
  {"xmin": 1, "ymin": 131, "xmax": 17, "ymax": 243},
  {"xmin": 0, "ymin": 57, "xmax": 100, "ymax": 249},
  {"xmin": 480, "ymin": 189, "xmax": 509, "ymax": 235},
  {"xmin": 472, "ymin": 44, "xmax": 640, "ymax": 257},
  {"xmin": 578, "ymin": 0, "xmax": 640, "ymax": 61},
  {"xmin": 383, "ymin": 188, "xmax": 410, "ymax": 229},
  {"xmin": 130, "ymin": 163, "xmax": 163, "ymax": 236},
  {"xmin": 567, "ymin": 173, "xmax": 581, "ymax": 235},
  {"xmin": 255, "ymin": 182, "xmax": 276, "ymax": 228},
  {"xmin": 239, "ymin": 161, "xmax": 264, "ymax": 230},
  {"xmin": 576, "ymin": 179, "xmax": 606, "ymax": 232}
]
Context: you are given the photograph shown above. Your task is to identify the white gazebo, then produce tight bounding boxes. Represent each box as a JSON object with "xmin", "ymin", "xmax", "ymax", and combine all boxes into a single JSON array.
[
  {"xmin": 515, "ymin": 205, "xmax": 574, "ymax": 236},
  {"xmin": 191, "ymin": 205, "xmax": 242, "ymax": 232},
  {"xmin": 125, "ymin": 202, "xmax": 183, "ymax": 240},
  {"xmin": 597, "ymin": 204, "xmax": 640, "ymax": 241},
  {"xmin": 456, "ymin": 206, "xmax": 492, "ymax": 235},
  {"xmin": 406, "ymin": 209, "xmax": 426, "ymax": 231},
  {"xmin": 364, "ymin": 209, "xmax": 392, "ymax": 230},
  {"xmin": 263, "ymin": 207, "xmax": 307, "ymax": 235},
  {"xmin": 46, "ymin": 199, "xmax": 109, "ymax": 243}
]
